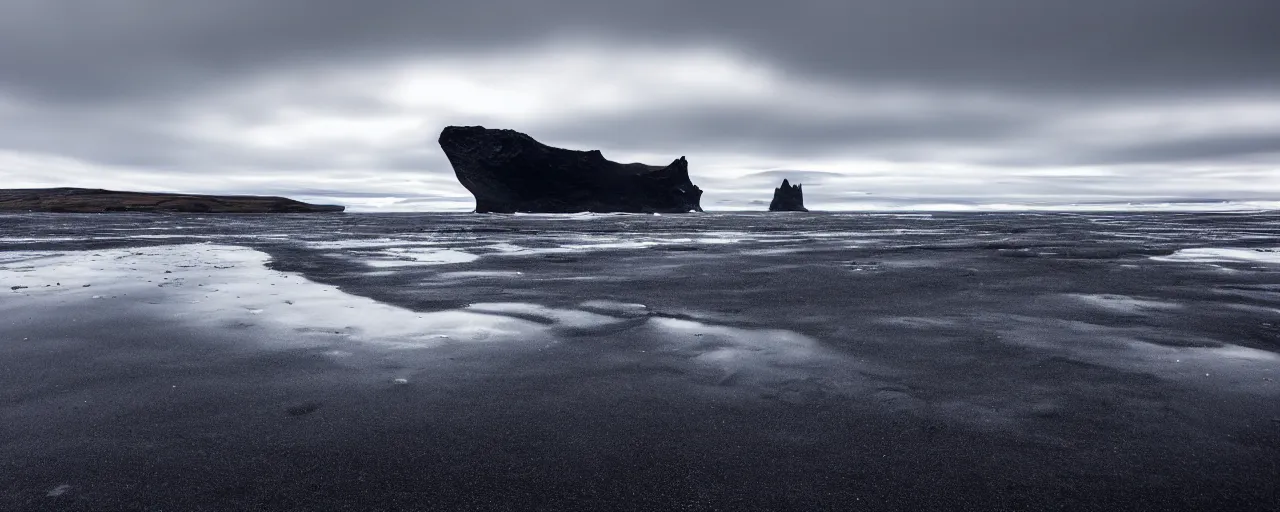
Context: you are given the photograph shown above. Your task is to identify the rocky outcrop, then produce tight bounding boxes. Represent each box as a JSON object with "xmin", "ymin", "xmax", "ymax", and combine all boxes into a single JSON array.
[
  {"xmin": 0, "ymin": 188, "xmax": 345, "ymax": 213},
  {"xmin": 768, "ymin": 179, "xmax": 808, "ymax": 212},
  {"xmin": 438, "ymin": 126, "xmax": 703, "ymax": 213}
]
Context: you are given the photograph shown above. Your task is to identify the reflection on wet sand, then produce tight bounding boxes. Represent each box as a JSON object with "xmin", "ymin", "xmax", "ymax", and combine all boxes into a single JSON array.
[
  {"xmin": 1, "ymin": 245, "xmax": 859, "ymax": 392},
  {"xmin": 2, "ymin": 212, "xmax": 1279, "ymax": 510}
]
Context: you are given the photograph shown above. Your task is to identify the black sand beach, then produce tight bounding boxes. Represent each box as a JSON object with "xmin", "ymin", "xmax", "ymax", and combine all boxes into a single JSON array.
[{"xmin": 2, "ymin": 212, "xmax": 1278, "ymax": 510}]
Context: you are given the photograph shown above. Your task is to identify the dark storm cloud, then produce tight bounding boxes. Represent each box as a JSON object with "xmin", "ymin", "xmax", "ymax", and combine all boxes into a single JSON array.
[
  {"xmin": 527, "ymin": 101, "xmax": 1280, "ymax": 168},
  {"xmin": 528, "ymin": 103, "xmax": 1032, "ymax": 158},
  {"xmin": 0, "ymin": 96, "xmax": 246, "ymax": 170},
  {"xmin": 0, "ymin": 86, "xmax": 441, "ymax": 172},
  {"xmin": 1, "ymin": 0, "xmax": 1278, "ymax": 102},
  {"xmin": 745, "ymin": 171, "xmax": 848, "ymax": 182},
  {"xmin": 1074, "ymin": 134, "xmax": 1280, "ymax": 166}
]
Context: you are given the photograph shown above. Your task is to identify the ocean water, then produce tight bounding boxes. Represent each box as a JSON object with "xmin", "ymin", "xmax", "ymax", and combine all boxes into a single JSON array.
[{"xmin": 1, "ymin": 211, "xmax": 1278, "ymax": 510}]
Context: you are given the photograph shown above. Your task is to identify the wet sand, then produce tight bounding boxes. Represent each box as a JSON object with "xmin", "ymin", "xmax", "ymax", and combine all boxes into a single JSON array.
[{"xmin": 1, "ymin": 212, "xmax": 1278, "ymax": 510}]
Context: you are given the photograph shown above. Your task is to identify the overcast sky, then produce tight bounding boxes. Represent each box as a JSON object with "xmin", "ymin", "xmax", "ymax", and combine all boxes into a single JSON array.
[{"xmin": 1, "ymin": 0, "xmax": 1278, "ymax": 211}]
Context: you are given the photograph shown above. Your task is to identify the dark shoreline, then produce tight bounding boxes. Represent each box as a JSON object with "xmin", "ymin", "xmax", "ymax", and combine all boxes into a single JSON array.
[{"xmin": 0, "ymin": 188, "xmax": 344, "ymax": 213}]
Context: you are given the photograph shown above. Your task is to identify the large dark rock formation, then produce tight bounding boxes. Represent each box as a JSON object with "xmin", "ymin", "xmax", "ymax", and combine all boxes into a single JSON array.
[
  {"xmin": 0, "ymin": 188, "xmax": 345, "ymax": 213},
  {"xmin": 769, "ymin": 179, "xmax": 808, "ymax": 212},
  {"xmin": 439, "ymin": 126, "xmax": 703, "ymax": 213}
]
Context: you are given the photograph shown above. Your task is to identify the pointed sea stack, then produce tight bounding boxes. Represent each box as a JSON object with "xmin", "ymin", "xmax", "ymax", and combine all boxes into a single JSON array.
[
  {"xmin": 438, "ymin": 126, "xmax": 703, "ymax": 213},
  {"xmin": 769, "ymin": 179, "xmax": 808, "ymax": 212}
]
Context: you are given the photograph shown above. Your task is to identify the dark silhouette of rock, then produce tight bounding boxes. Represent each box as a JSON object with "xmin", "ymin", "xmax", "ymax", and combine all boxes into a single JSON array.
[
  {"xmin": 439, "ymin": 126, "xmax": 703, "ymax": 213},
  {"xmin": 769, "ymin": 179, "xmax": 808, "ymax": 212},
  {"xmin": 0, "ymin": 188, "xmax": 344, "ymax": 213}
]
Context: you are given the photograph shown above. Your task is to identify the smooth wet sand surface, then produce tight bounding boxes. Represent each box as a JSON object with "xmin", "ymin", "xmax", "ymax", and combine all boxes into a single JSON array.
[{"xmin": 2, "ymin": 212, "xmax": 1278, "ymax": 511}]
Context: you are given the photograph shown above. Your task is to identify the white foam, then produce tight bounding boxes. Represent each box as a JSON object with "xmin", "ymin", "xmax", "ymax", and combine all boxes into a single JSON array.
[
  {"xmin": 128, "ymin": 234, "xmax": 220, "ymax": 240},
  {"xmin": 483, "ymin": 242, "xmax": 575, "ymax": 256},
  {"xmin": 305, "ymin": 238, "xmax": 443, "ymax": 249},
  {"xmin": 579, "ymin": 300, "xmax": 649, "ymax": 313},
  {"xmin": 364, "ymin": 248, "xmax": 479, "ymax": 267},
  {"xmin": 1151, "ymin": 247, "xmax": 1280, "ymax": 264},
  {"xmin": 690, "ymin": 231, "xmax": 753, "ymax": 244},
  {"xmin": 434, "ymin": 270, "xmax": 525, "ymax": 279},
  {"xmin": 484, "ymin": 235, "xmax": 749, "ymax": 257},
  {"xmin": 563, "ymin": 240, "xmax": 664, "ymax": 250},
  {"xmin": 1069, "ymin": 294, "xmax": 1182, "ymax": 314},
  {"xmin": 561, "ymin": 212, "xmax": 634, "ymax": 220},
  {"xmin": 484, "ymin": 239, "xmax": 666, "ymax": 256}
]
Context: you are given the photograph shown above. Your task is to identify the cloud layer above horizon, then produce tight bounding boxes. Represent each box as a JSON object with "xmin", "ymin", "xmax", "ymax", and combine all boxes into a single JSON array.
[{"xmin": 1, "ymin": 0, "xmax": 1278, "ymax": 211}]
